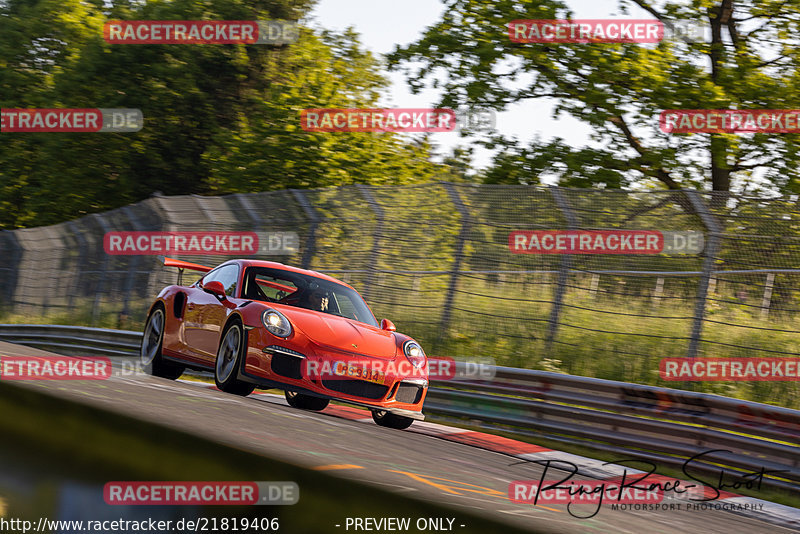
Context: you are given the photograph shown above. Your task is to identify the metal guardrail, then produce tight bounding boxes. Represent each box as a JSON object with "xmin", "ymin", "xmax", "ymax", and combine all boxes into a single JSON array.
[
  {"xmin": 0, "ymin": 324, "xmax": 143, "ymax": 357},
  {"xmin": 1, "ymin": 324, "xmax": 798, "ymax": 494},
  {"xmin": 427, "ymin": 366, "xmax": 800, "ymax": 493}
]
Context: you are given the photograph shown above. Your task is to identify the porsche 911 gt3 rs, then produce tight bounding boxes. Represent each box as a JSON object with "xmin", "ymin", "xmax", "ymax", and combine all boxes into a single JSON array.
[{"xmin": 140, "ymin": 258, "xmax": 428, "ymax": 429}]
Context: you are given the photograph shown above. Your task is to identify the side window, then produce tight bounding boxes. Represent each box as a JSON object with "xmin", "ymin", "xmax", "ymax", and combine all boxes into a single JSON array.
[
  {"xmin": 202, "ymin": 264, "xmax": 239, "ymax": 297},
  {"xmin": 334, "ymin": 294, "xmax": 357, "ymax": 319},
  {"xmin": 248, "ymin": 271, "xmax": 297, "ymax": 301}
]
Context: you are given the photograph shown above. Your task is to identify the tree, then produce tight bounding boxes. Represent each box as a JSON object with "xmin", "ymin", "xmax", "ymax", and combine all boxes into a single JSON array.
[
  {"xmin": 387, "ymin": 0, "xmax": 800, "ymax": 193},
  {"xmin": 0, "ymin": 0, "xmax": 442, "ymax": 229},
  {"xmin": 204, "ymin": 28, "xmax": 441, "ymax": 192}
]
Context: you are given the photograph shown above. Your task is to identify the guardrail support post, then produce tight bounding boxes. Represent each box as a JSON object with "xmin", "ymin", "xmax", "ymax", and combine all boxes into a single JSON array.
[
  {"xmin": 547, "ymin": 187, "xmax": 578, "ymax": 350},
  {"xmin": 685, "ymin": 190, "xmax": 722, "ymax": 359}
]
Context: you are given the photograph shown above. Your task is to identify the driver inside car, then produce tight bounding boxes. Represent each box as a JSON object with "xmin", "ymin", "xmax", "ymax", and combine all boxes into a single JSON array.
[{"xmin": 301, "ymin": 284, "xmax": 329, "ymax": 312}]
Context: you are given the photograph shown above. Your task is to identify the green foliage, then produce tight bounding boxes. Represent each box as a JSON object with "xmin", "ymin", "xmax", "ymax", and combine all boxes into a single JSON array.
[
  {"xmin": 0, "ymin": 0, "xmax": 444, "ymax": 229},
  {"xmin": 387, "ymin": 0, "xmax": 800, "ymax": 192},
  {"xmin": 204, "ymin": 28, "xmax": 442, "ymax": 192}
]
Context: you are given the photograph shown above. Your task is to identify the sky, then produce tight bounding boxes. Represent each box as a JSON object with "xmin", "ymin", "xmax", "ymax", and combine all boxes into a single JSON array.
[{"xmin": 306, "ymin": 0, "xmax": 655, "ymax": 171}]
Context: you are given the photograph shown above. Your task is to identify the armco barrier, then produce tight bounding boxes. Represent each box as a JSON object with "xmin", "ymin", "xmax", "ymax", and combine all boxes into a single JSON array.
[
  {"xmin": 1, "ymin": 324, "xmax": 798, "ymax": 494},
  {"xmin": 0, "ymin": 324, "xmax": 142, "ymax": 357}
]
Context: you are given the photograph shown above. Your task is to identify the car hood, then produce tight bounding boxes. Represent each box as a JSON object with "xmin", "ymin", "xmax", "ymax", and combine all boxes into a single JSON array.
[{"xmin": 279, "ymin": 306, "xmax": 396, "ymax": 359}]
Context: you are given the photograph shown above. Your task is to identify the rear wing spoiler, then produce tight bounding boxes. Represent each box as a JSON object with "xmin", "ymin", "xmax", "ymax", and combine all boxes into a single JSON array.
[{"xmin": 164, "ymin": 257, "xmax": 212, "ymax": 285}]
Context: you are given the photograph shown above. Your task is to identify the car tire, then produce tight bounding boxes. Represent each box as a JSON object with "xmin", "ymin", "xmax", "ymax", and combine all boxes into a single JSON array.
[
  {"xmin": 372, "ymin": 410, "xmax": 414, "ymax": 430},
  {"xmin": 141, "ymin": 305, "xmax": 185, "ymax": 380},
  {"xmin": 284, "ymin": 390, "xmax": 330, "ymax": 411},
  {"xmin": 215, "ymin": 320, "xmax": 256, "ymax": 396}
]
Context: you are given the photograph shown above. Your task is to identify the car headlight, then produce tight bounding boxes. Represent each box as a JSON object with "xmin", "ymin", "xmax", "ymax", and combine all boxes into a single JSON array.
[
  {"xmin": 262, "ymin": 309, "xmax": 292, "ymax": 338},
  {"xmin": 403, "ymin": 340, "xmax": 426, "ymax": 369}
]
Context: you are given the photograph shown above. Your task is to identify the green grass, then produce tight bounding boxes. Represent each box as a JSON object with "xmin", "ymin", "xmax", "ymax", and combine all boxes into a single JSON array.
[{"xmin": 382, "ymin": 274, "xmax": 800, "ymax": 409}]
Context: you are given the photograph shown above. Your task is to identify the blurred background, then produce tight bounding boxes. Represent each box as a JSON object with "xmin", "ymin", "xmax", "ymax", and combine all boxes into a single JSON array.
[
  {"xmin": 2, "ymin": 0, "xmax": 800, "ymax": 411},
  {"xmin": 3, "ymin": 2, "xmax": 800, "ymax": 530}
]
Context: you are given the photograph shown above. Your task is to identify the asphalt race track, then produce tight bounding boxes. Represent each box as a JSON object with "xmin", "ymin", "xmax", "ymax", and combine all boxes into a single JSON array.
[{"xmin": 0, "ymin": 341, "xmax": 795, "ymax": 534}]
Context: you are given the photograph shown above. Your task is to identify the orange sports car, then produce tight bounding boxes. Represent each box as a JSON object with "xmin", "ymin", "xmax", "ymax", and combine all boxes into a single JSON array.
[{"xmin": 140, "ymin": 258, "xmax": 428, "ymax": 429}]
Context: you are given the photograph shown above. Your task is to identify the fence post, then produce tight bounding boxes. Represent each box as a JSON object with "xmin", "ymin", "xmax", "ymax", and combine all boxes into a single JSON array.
[
  {"xmin": 0, "ymin": 230, "xmax": 23, "ymax": 311},
  {"xmin": 65, "ymin": 221, "xmax": 89, "ymax": 317},
  {"xmin": 118, "ymin": 205, "xmax": 152, "ymax": 327},
  {"xmin": 290, "ymin": 189, "xmax": 320, "ymax": 270},
  {"xmin": 439, "ymin": 182, "xmax": 470, "ymax": 334},
  {"xmin": 761, "ymin": 272, "xmax": 775, "ymax": 319},
  {"xmin": 234, "ymin": 193, "xmax": 265, "ymax": 228},
  {"xmin": 589, "ymin": 273, "xmax": 599, "ymax": 298},
  {"xmin": 653, "ymin": 277, "xmax": 665, "ymax": 305},
  {"xmin": 547, "ymin": 187, "xmax": 579, "ymax": 349},
  {"xmin": 685, "ymin": 190, "xmax": 722, "ymax": 359},
  {"xmin": 356, "ymin": 184, "xmax": 384, "ymax": 302},
  {"xmin": 90, "ymin": 213, "xmax": 113, "ymax": 327},
  {"xmin": 234, "ymin": 193, "xmax": 265, "ymax": 258}
]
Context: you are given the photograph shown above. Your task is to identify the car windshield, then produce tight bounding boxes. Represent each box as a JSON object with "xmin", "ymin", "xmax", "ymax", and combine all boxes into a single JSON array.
[{"xmin": 241, "ymin": 266, "xmax": 379, "ymax": 327}]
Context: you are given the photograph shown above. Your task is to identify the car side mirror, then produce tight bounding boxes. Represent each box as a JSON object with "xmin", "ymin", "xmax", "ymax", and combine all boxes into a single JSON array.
[
  {"xmin": 380, "ymin": 319, "xmax": 396, "ymax": 332},
  {"xmin": 203, "ymin": 280, "xmax": 227, "ymax": 299}
]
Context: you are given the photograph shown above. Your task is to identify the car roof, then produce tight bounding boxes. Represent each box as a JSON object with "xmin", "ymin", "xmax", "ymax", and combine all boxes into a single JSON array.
[{"xmin": 232, "ymin": 259, "xmax": 357, "ymax": 291}]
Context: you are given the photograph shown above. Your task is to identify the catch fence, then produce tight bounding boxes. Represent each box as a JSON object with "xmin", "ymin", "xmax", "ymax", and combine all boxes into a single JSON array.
[{"xmin": 2, "ymin": 184, "xmax": 799, "ymax": 399}]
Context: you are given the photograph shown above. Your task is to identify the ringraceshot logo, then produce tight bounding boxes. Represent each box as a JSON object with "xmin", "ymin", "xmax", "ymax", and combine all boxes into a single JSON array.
[
  {"xmin": 661, "ymin": 358, "xmax": 800, "ymax": 381},
  {"xmin": 104, "ymin": 21, "xmax": 298, "ymax": 45},
  {"xmin": 661, "ymin": 109, "xmax": 800, "ymax": 133},
  {"xmin": 509, "ymin": 230, "xmax": 704, "ymax": 255},
  {"xmin": 104, "ymin": 482, "xmax": 298, "ymax": 505},
  {"xmin": 508, "ymin": 457, "xmax": 727, "ymax": 518},
  {"xmin": 0, "ymin": 356, "xmax": 111, "ymax": 380},
  {"xmin": 1, "ymin": 109, "xmax": 142, "ymax": 132},
  {"xmin": 103, "ymin": 231, "xmax": 298, "ymax": 255}
]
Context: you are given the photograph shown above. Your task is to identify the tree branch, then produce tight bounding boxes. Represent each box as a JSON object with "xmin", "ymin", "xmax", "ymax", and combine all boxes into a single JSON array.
[{"xmin": 607, "ymin": 114, "xmax": 682, "ymax": 189}]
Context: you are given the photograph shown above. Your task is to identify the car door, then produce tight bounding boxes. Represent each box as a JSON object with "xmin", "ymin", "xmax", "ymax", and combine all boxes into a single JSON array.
[{"xmin": 183, "ymin": 263, "xmax": 240, "ymax": 364}]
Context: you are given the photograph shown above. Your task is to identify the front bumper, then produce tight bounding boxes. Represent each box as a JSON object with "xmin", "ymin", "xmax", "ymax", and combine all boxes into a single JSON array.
[{"xmin": 238, "ymin": 335, "xmax": 427, "ymax": 419}]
